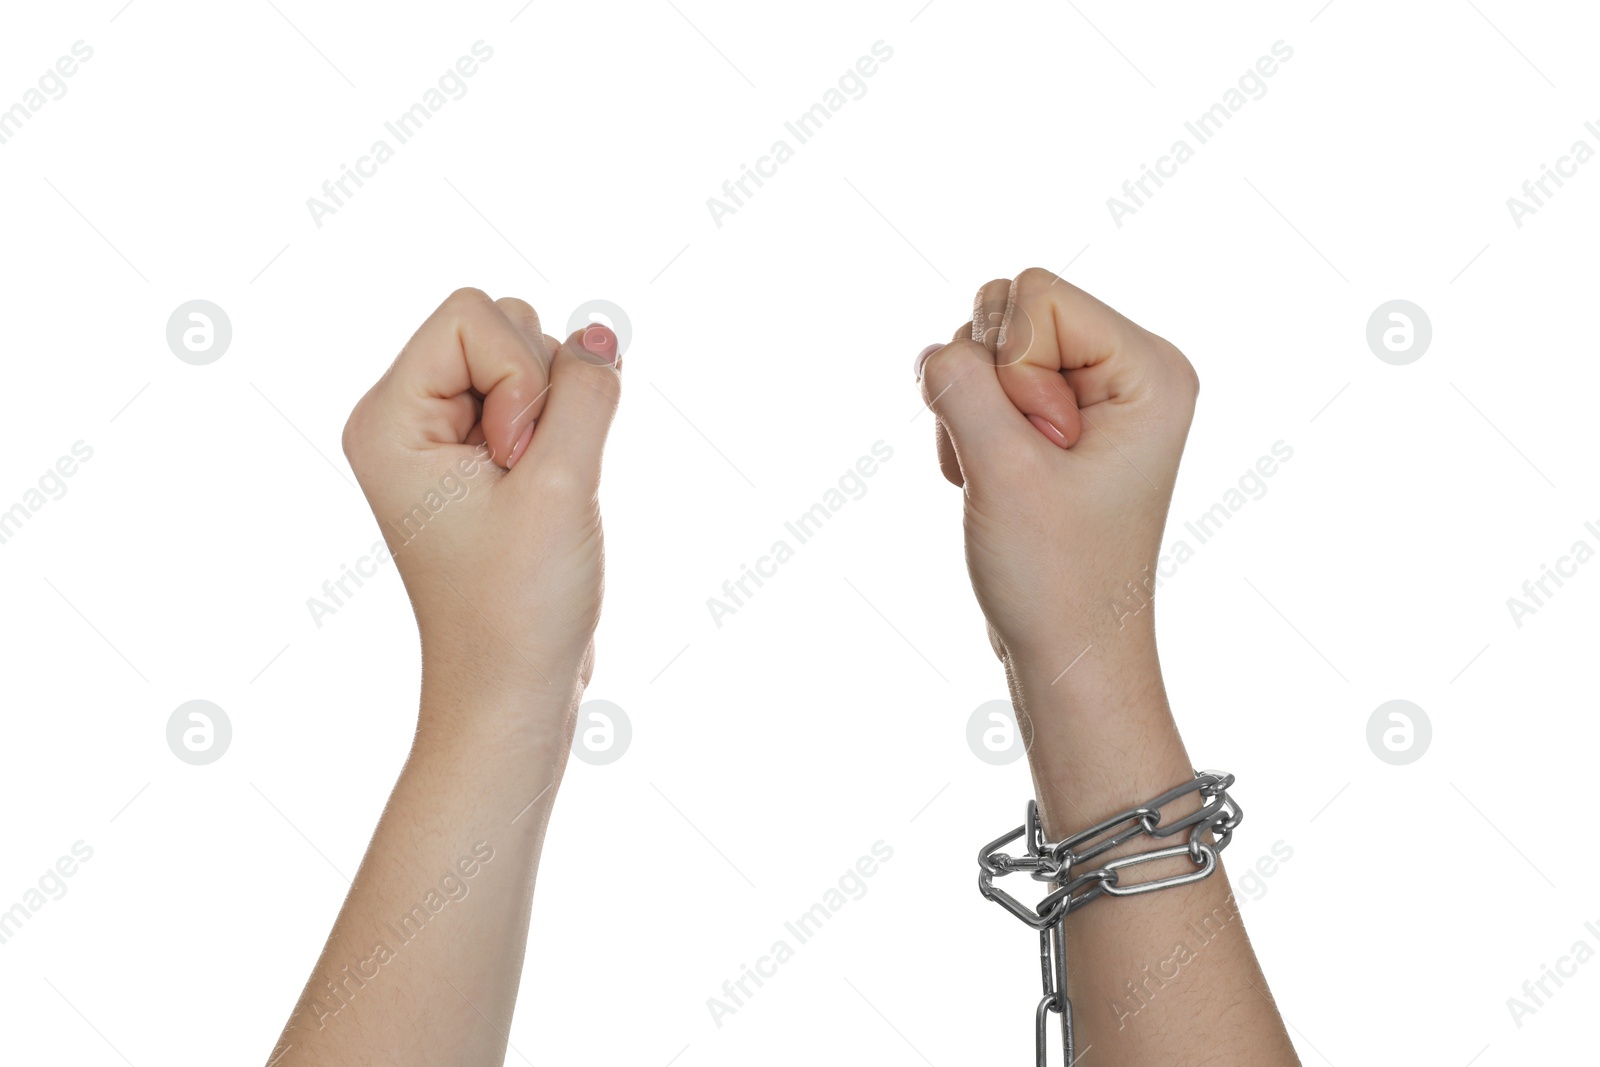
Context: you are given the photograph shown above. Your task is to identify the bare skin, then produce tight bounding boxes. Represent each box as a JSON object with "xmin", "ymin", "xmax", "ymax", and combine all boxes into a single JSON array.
[
  {"xmin": 267, "ymin": 288, "xmax": 621, "ymax": 1067},
  {"xmin": 266, "ymin": 272, "xmax": 1295, "ymax": 1066},
  {"xmin": 917, "ymin": 268, "xmax": 1301, "ymax": 1066}
]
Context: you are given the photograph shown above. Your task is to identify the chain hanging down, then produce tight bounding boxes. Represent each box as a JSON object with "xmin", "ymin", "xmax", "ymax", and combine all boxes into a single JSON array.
[{"xmin": 976, "ymin": 770, "xmax": 1242, "ymax": 1066}]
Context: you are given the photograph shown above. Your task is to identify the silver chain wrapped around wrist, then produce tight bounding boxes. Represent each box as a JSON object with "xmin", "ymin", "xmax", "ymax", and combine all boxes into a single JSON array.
[{"xmin": 976, "ymin": 770, "xmax": 1242, "ymax": 1066}]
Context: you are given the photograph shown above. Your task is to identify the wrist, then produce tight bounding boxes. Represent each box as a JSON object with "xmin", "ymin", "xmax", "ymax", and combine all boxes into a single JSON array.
[
  {"xmin": 1003, "ymin": 633, "xmax": 1197, "ymax": 838},
  {"xmin": 411, "ymin": 578, "xmax": 598, "ymax": 700},
  {"xmin": 1001, "ymin": 613, "xmax": 1160, "ymax": 706},
  {"xmin": 417, "ymin": 660, "xmax": 584, "ymax": 756},
  {"xmin": 418, "ymin": 616, "xmax": 589, "ymax": 701},
  {"xmin": 988, "ymin": 562, "xmax": 1165, "ymax": 675},
  {"xmin": 401, "ymin": 707, "xmax": 571, "ymax": 838}
]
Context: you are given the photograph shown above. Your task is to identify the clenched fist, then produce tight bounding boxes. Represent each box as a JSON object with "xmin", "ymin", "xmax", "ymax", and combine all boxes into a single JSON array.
[
  {"xmin": 341, "ymin": 288, "xmax": 622, "ymax": 723},
  {"xmin": 916, "ymin": 268, "xmax": 1199, "ymax": 672}
]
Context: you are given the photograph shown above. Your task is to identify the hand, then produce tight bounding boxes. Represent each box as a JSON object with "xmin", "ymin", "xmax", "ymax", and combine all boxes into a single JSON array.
[
  {"xmin": 915, "ymin": 268, "xmax": 1199, "ymax": 673},
  {"xmin": 916, "ymin": 271, "xmax": 1301, "ymax": 1067},
  {"xmin": 341, "ymin": 288, "xmax": 622, "ymax": 718}
]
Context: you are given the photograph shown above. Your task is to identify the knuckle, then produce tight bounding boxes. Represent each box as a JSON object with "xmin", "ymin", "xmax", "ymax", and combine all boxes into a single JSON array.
[
  {"xmin": 494, "ymin": 296, "xmax": 542, "ymax": 335},
  {"xmin": 556, "ymin": 352, "xmax": 622, "ymax": 409},
  {"xmin": 341, "ymin": 397, "xmax": 372, "ymax": 468},
  {"xmin": 1014, "ymin": 266, "xmax": 1059, "ymax": 294},
  {"xmin": 523, "ymin": 458, "xmax": 591, "ymax": 505},
  {"xmin": 921, "ymin": 339, "xmax": 994, "ymax": 407},
  {"xmin": 923, "ymin": 338, "xmax": 987, "ymax": 385},
  {"xmin": 443, "ymin": 286, "xmax": 493, "ymax": 315},
  {"xmin": 919, "ymin": 344, "xmax": 958, "ymax": 392},
  {"xmin": 1150, "ymin": 333, "xmax": 1199, "ymax": 396},
  {"xmin": 1179, "ymin": 356, "xmax": 1200, "ymax": 397}
]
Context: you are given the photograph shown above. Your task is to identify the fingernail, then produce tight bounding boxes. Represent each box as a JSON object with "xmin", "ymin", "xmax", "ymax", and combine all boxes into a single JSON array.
[
  {"xmin": 582, "ymin": 324, "xmax": 619, "ymax": 365},
  {"xmin": 1027, "ymin": 414, "xmax": 1069, "ymax": 448},
  {"xmin": 914, "ymin": 343, "xmax": 942, "ymax": 380},
  {"xmin": 507, "ymin": 420, "xmax": 537, "ymax": 468}
]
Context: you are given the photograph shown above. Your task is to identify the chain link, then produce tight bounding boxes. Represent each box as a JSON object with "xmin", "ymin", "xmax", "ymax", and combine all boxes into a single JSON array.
[{"xmin": 976, "ymin": 770, "xmax": 1242, "ymax": 1066}]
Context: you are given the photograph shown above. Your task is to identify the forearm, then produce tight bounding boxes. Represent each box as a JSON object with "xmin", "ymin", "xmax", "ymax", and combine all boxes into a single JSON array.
[
  {"xmin": 1005, "ymin": 624, "xmax": 1298, "ymax": 1066},
  {"xmin": 271, "ymin": 677, "xmax": 578, "ymax": 1067}
]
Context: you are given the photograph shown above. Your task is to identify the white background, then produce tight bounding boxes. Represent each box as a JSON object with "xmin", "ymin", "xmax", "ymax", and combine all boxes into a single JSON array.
[{"xmin": 1, "ymin": 1, "xmax": 1596, "ymax": 1064}]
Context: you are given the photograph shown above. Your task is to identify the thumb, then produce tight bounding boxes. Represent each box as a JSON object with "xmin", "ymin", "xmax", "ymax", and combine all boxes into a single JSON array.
[
  {"xmin": 917, "ymin": 335, "xmax": 1023, "ymax": 486},
  {"xmin": 516, "ymin": 324, "xmax": 623, "ymax": 488}
]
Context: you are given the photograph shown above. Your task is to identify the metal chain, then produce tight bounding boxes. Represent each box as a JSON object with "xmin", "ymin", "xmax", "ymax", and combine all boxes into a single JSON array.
[{"xmin": 976, "ymin": 770, "xmax": 1242, "ymax": 1066}]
